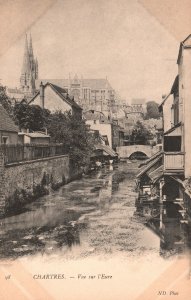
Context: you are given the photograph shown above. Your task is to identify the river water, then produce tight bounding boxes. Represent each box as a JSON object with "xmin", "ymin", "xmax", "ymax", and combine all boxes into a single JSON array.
[
  {"xmin": 1, "ymin": 161, "xmax": 191, "ymax": 299},
  {"xmin": 0, "ymin": 160, "xmax": 189, "ymax": 261}
]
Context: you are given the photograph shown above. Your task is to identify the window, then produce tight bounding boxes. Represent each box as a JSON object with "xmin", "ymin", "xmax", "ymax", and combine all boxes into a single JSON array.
[
  {"xmin": 2, "ymin": 136, "xmax": 8, "ymax": 144},
  {"xmin": 164, "ymin": 136, "xmax": 181, "ymax": 152},
  {"xmin": 174, "ymin": 98, "xmax": 179, "ymax": 125}
]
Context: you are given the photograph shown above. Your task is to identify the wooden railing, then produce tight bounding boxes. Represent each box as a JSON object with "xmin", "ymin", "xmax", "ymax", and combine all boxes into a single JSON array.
[
  {"xmin": 0, "ymin": 144, "xmax": 67, "ymax": 165},
  {"xmin": 164, "ymin": 152, "xmax": 184, "ymax": 172}
]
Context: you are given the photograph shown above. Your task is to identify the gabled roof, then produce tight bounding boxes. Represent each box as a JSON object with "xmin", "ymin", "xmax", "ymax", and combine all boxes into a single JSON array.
[
  {"xmin": 158, "ymin": 75, "xmax": 179, "ymax": 112},
  {"xmin": 0, "ymin": 105, "xmax": 19, "ymax": 132},
  {"xmin": 158, "ymin": 93, "xmax": 171, "ymax": 112},
  {"xmin": 170, "ymin": 75, "xmax": 179, "ymax": 96},
  {"xmin": 164, "ymin": 122, "xmax": 182, "ymax": 136},
  {"xmin": 95, "ymin": 144, "xmax": 118, "ymax": 157},
  {"xmin": 139, "ymin": 150, "xmax": 163, "ymax": 168},
  {"xmin": 136, "ymin": 152, "xmax": 163, "ymax": 179},
  {"xmin": 177, "ymin": 34, "xmax": 191, "ymax": 64},
  {"xmin": 147, "ymin": 165, "xmax": 163, "ymax": 183},
  {"xmin": 30, "ymin": 82, "xmax": 82, "ymax": 110},
  {"xmin": 83, "ymin": 110, "xmax": 110, "ymax": 122}
]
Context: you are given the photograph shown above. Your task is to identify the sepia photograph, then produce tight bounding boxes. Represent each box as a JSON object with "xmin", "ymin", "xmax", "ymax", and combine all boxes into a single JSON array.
[{"xmin": 0, "ymin": 0, "xmax": 191, "ymax": 299}]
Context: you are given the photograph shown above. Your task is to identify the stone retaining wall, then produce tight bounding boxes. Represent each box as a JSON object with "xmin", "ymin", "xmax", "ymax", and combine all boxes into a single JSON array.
[{"xmin": 0, "ymin": 153, "xmax": 73, "ymax": 217}]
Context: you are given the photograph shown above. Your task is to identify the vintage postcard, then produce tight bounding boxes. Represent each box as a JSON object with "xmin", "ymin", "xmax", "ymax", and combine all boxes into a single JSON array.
[{"xmin": 0, "ymin": 0, "xmax": 191, "ymax": 299}]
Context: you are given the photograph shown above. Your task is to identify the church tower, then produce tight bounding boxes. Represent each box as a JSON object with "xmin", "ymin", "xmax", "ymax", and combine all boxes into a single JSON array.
[{"xmin": 20, "ymin": 34, "xmax": 38, "ymax": 98}]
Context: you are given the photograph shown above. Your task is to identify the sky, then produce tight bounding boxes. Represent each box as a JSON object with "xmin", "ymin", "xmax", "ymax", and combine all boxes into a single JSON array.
[{"xmin": 0, "ymin": 0, "xmax": 179, "ymax": 103}]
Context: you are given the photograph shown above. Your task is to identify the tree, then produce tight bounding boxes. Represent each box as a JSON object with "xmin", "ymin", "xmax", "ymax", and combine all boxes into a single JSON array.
[
  {"xmin": 46, "ymin": 111, "xmax": 95, "ymax": 167},
  {"xmin": 130, "ymin": 121, "xmax": 153, "ymax": 145},
  {"xmin": 13, "ymin": 102, "xmax": 50, "ymax": 131},
  {"xmin": 0, "ymin": 85, "xmax": 13, "ymax": 116},
  {"xmin": 145, "ymin": 101, "xmax": 161, "ymax": 119}
]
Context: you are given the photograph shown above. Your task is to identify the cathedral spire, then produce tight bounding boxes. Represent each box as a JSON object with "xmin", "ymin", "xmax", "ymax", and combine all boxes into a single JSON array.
[
  {"xmin": 29, "ymin": 34, "xmax": 33, "ymax": 55},
  {"xmin": 20, "ymin": 33, "xmax": 38, "ymax": 95},
  {"xmin": 29, "ymin": 33, "xmax": 35, "ymax": 71},
  {"xmin": 35, "ymin": 57, "xmax": 38, "ymax": 79},
  {"xmin": 21, "ymin": 34, "xmax": 30, "ymax": 75}
]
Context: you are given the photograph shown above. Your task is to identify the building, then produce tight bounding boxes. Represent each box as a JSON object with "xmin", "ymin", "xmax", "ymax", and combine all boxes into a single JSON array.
[
  {"xmin": 0, "ymin": 105, "xmax": 19, "ymax": 144},
  {"xmin": 29, "ymin": 82, "xmax": 82, "ymax": 117},
  {"xmin": 136, "ymin": 34, "xmax": 191, "ymax": 229},
  {"xmin": 131, "ymin": 98, "xmax": 146, "ymax": 116},
  {"xmin": 84, "ymin": 110, "xmax": 124, "ymax": 149},
  {"xmin": 84, "ymin": 110, "xmax": 112, "ymax": 147},
  {"xmin": 7, "ymin": 34, "xmax": 38, "ymax": 102},
  {"xmin": 18, "ymin": 131, "xmax": 50, "ymax": 145},
  {"xmin": 112, "ymin": 119, "xmax": 125, "ymax": 149},
  {"xmin": 36, "ymin": 75, "xmax": 116, "ymax": 117}
]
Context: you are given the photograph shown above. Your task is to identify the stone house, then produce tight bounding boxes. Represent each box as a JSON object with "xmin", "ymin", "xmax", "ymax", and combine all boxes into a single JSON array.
[
  {"xmin": 29, "ymin": 82, "xmax": 82, "ymax": 118},
  {"xmin": 35, "ymin": 75, "xmax": 116, "ymax": 117}
]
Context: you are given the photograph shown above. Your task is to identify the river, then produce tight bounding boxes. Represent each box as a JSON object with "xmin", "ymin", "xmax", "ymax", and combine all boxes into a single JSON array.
[
  {"xmin": 0, "ymin": 160, "xmax": 189, "ymax": 261},
  {"xmin": 1, "ymin": 161, "xmax": 191, "ymax": 299}
]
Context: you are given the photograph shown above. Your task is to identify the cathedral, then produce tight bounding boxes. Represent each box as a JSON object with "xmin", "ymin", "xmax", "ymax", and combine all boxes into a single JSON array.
[
  {"xmin": 7, "ymin": 34, "xmax": 38, "ymax": 102},
  {"xmin": 7, "ymin": 34, "xmax": 118, "ymax": 117},
  {"xmin": 35, "ymin": 74, "xmax": 117, "ymax": 117},
  {"xmin": 20, "ymin": 34, "xmax": 38, "ymax": 95}
]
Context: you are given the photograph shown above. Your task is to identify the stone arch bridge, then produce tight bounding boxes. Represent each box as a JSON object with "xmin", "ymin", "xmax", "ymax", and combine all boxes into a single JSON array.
[{"xmin": 116, "ymin": 145, "xmax": 157, "ymax": 159}]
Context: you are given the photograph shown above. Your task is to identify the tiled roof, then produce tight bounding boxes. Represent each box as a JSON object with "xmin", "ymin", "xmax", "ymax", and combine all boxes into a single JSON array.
[
  {"xmin": 0, "ymin": 105, "xmax": 19, "ymax": 132},
  {"xmin": 138, "ymin": 150, "xmax": 163, "ymax": 168},
  {"xmin": 49, "ymin": 83, "xmax": 82, "ymax": 110},
  {"xmin": 147, "ymin": 165, "xmax": 163, "ymax": 183},
  {"xmin": 83, "ymin": 110, "xmax": 109, "ymax": 122},
  {"xmin": 95, "ymin": 144, "xmax": 118, "ymax": 157},
  {"xmin": 50, "ymin": 83, "xmax": 68, "ymax": 95},
  {"xmin": 136, "ymin": 151, "xmax": 163, "ymax": 179},
  {"xmin": 30, "ymin": 82, "xmax": 82, "ymax": 110}
]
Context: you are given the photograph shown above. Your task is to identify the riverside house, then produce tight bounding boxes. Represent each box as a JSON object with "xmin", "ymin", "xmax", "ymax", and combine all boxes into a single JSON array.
[
  {"xmin": 136, "ymin": 34, "xmax": 191, "ymax": 225},
  {"xmin": 29, "ymin": 82, "xmax": 82, "ymax": 118}
]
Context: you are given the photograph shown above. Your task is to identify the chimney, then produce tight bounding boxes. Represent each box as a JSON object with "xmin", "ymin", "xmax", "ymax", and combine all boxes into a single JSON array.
[{"xmin": 40, "ymin": 81, "xmax": 44, "ymax": 108}]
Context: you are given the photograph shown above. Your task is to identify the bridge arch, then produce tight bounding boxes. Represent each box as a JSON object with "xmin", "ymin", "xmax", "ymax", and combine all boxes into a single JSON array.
[
  {"xmin": 116, "ymin": 145, "xmax": 156, "ymax": 159},
  {"xmin": 129, "ymin": 151, "xmax": 149, "ymax": 160}
]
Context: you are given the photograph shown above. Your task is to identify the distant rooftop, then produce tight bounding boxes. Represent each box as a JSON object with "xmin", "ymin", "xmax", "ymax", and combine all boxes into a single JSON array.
[
  {"xmin": 18, "ymin": 132, "xmax": 50, "ymax": 138},
  {"xmin": 35, "ymin": 78, "xmax": 113, "ymax": 91},
  {"xmin": 83, "ymin": 110, "xmax": 109, "ymax": 122}
]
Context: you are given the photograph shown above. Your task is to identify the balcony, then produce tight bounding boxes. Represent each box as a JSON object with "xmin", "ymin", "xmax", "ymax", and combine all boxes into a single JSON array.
[{"xmin": 164, "ymin": 152, "xmax": 184, "ymax": 174}]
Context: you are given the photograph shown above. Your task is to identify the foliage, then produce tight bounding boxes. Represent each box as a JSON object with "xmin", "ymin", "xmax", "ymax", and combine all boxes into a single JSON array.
[
  {"xmin": 145, "ymin": 101, "xmax": 161, "ymax": 119},
  {"xmin": 0, "ymin": 85, "xmax": 13, "ymax": 116},
  {"xmin": 13, "ymin": 102, "xmax": 96, "ymax": 167},
  {"xmin": 13, "ymin": 102, "xmax": 50, "ymax": 131},
  {"xmin": 130, "ymin": 121, "xmax": 153, "ymax": 145},
  {"xmin": 46, "ymin": 111, "xmax": 95, "ymax": 167}
]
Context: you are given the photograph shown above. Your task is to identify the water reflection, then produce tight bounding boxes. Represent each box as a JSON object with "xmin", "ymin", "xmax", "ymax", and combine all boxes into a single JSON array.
[
  {"xmin": 1, "ymin": 161, "xmax": 190, "ymax": 262},
  {"xmin": 0, "ymin": 165, "xmax": 122, "ymax": 259},
  {"xmin": 136, "ymin": 196, "xmax": 191, "ymax": 258}
]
